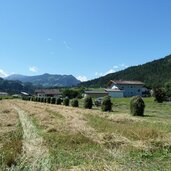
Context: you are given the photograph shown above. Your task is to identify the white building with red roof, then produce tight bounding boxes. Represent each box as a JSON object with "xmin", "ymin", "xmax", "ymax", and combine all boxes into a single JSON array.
[{"xmin": 107, "ymin": 80, "xmax": 144, "ymax": 97}]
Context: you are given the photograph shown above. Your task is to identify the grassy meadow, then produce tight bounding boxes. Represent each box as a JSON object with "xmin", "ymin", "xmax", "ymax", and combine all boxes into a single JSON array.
[{"xmin": 0, "ymin": 97, "xmax": 171, "ymax": 170}]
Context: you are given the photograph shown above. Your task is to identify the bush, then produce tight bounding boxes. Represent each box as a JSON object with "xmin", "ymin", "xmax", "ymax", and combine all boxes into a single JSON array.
[
  {"xmin": 40, "ymin": 98, "xmax": 44, "ymax": 102},
  {"xmin": 130, "ymin": 96, "xmax": 145, "ymax": 116},
  {"xmin": 101, "ymin": 96, "xmax": 112, "ymax": 112},
  {"xmin": 56, "ymin": 98, "xmax": 62, "ymax": 105},
  {"xmin": 63, "ymin": 98, "xmax": 70, "ymax": 106},
  {"xmin": 44, "ymin": 98, "xmax": 47, "ymax": 103},
  {"xmin": 71, "ymin": 99, "xmax": 79, "ymax": 107},
  {"xmin": 31, "ymin": 96, "xmax": 35, "ymax": 101},
  {"xmin": 153, "ymin": 88, "xmax": 166, "ymax": 103},
  {"xmin": 51, "ymin": 97, "xmax": 56, "ymax": 104},
  {"xmin": 47, "ymin": 97, "xmax": 51, "ymax": 103},
  {"xmin": 22, "ymin": 96, "xmax": 30, "ymax": 101},
  {"xmin": 84, "ymin": 96, "xmax": 93, "ymax": 109},
  {"xmin": 0, "ymin": 97, "xmax": 2, "ymax": 100}
]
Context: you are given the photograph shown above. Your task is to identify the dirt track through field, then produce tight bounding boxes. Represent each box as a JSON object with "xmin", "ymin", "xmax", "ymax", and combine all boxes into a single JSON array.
[{"xmin": 14, "ymin": 106, "xmax": 51, "ymax": 171}]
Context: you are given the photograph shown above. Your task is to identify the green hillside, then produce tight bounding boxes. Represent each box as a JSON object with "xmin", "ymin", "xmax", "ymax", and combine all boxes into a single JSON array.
[
  {"xmin": 0, "ymin": 78, "xmax": 35, "ymax": 94},
  {"xmin": 80, "ymin": 54, "xmax": 171, "ymax": 88}
]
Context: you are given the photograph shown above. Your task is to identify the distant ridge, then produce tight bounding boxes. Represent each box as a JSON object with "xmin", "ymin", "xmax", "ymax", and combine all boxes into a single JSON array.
[
  {"xmin": 6, "ymin": 73, "xmax": 81, "ymax": 87},
  {"xmin": 80, "ymin": 54, "xmax": 171, "ymax": 88}
]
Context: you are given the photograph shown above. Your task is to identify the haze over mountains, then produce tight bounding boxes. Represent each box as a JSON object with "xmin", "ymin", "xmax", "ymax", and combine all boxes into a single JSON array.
[
  {"xmin": 6, "ymin": 73, "xmax": 80, "ymax": 87},
  {"xmin": 80, "ymin": 54, "xmax": 171, "ymax": 88}
]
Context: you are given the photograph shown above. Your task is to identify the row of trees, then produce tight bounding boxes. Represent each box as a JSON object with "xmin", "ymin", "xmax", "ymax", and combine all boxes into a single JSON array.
[
  {"xmin": 22, "ymin": 95, "xmax": 146, "ymax": 116},
  {"xmin": 22, "ymin": 95, "xmax": 113, "ymax": 112}
]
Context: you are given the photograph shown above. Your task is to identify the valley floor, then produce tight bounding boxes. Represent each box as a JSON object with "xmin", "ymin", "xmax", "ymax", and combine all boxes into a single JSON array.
[{"xmin": 0, "ymin": 98, "xmax": 171, "ymax": 170}]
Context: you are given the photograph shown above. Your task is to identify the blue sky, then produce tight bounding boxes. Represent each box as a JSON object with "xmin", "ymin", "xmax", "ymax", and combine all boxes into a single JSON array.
[{"xmin": 1, "ymin": 0, "xmax": 171, "ymax": 81}]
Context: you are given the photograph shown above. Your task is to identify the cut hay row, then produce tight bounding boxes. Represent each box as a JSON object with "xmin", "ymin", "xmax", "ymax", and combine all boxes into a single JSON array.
[{"xmin": 14, "ymin": 105, "xmax": 51, "ymax": 171}]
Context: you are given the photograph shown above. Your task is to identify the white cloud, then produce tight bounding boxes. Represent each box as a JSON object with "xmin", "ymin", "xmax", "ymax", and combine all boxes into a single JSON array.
[
  {"xmin": 77, "ymin": 64, "xmax": 129, "ymax": 81},
  {"xmin": 112, "ymin": 64, "xmax": 129, "ymax": 70},
  {"xmin": 76, "ymin": 75, "xmax": 88, "ymax": 82},
  {"xmin": 29, "ymin": 66, "xmax": 38, "ymax": 73},
  {"xmin": 0, "ymin": 69, "xmax": 9, "ymax": 77},
  {"xmin": 105, "ymin": 69, "xmax": 115, "ymax": 75},
  {"xmin": 120, "ymin": 64, "xmax": 129, "ymax": 68},
  {"xmin": 63, "ymin": 41, "xmax": 72, "ymax": 50},
  {"xmin": 94, "ymin": 64, "xmax": 129, "ymax": 78},
  {"xmin": 95, "ymin": 69, "xmax": 115, "ymax": 78},
  {"xmin": 95, "ymin": 72, "xmax": 103, "ymax": 77}
]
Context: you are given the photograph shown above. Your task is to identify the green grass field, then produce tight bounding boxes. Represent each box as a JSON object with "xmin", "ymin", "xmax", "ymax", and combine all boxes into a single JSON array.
[{"xmin": 0, "ymin": 98, "xmax": 171, "ymax": 170}]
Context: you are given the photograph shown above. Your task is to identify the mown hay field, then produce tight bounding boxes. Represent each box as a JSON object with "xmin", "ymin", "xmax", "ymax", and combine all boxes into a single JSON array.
[{"xmin": 0, "ymin": 98, "xmax": 171, "ymax": 170}]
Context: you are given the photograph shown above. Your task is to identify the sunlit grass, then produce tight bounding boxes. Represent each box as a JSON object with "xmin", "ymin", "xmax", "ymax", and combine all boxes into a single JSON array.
[{"xmin": 0, "ymin": 122, "xmax": 23, "ymax": 169}]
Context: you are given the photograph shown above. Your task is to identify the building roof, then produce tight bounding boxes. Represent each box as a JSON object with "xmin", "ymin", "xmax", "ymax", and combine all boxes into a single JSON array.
[
  {"xmin": 109, "ymin": 80, "xmax": 144, "ymax": 85},
  {"xmin": 105, "ymin": 89, "xmax": 123, "ymax": 92},
  {"xmin": 0, "ymin": 92, "xmax": 8, "ymax": 95},
  {"xmin": 85, "ymin": 91, "xmax": 108, "ymax": 94},
  {"xmin": 35, "ymin": 89, "xmax": 61, "ymax": 95}
]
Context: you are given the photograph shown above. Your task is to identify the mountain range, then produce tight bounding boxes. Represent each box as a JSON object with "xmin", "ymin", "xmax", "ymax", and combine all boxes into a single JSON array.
[
  {"xmin": 4, "ymin": 54, "xmax": 171, "ymax": 88},
  {"xmin": 80, "ymin": 54, "xmax": 171, "ymax": 88},
  {"xmin": 6, "ymin": 73, "xmax": 80, "ymax": 87}
]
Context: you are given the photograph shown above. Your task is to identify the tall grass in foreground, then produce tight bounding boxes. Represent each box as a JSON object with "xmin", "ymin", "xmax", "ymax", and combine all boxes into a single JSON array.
[{"xmin": 0, "ymin": 122, "xmax": 23, "ymax": 170}]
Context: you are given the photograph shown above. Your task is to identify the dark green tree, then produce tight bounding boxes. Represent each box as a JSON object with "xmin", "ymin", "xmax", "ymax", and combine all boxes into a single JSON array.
[
  {"xmin": 44, "ymin": 98, "xmax": 47, "ymax": 103},
  {"xmin": 101, "ymin": 96, "xmax": 112, "ymax": 112},
  {"xmin": 31, "ymin": 96, "xmax": 35, "ymax": 101},
  {"xmin": 63, "ymin": 98, "xmax": 70, "ymax": 106},
  {"xmin": 71, "ymin": 99, "xmax": 79, "ymax": 107},
  {"xmin": 84, "ymin": 96, "xmax": 93, "ymax": 109},
  {"xmin": 51, "ymin": 97, "xmax": 56, "ymax": 104},
  {"xmin": 47, "ymin": 97, "xmax": 51, "ymax": 103},
  {"xmin": 56, "ymin": 98, "xmax": 62, "ymax": 105},
  {"xmin": 130, "ymin": 96, "xmax": 145, "ymax": 116},
  {"xmin": 40, "ymin": 98, "xmax": 44, "ymax": 102},
  {"xmin": 153, "ymin": 88, "xmax": 166, "ymax": 103}
]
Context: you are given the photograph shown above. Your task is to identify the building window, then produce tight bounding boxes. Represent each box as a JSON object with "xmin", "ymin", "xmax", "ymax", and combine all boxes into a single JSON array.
[{"xmin": 138, "ymin": 89, "xmax": 140, "ymax": 92}]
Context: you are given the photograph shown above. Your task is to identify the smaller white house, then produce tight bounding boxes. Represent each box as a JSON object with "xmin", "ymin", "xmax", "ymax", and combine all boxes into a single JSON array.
[
  {"xmin": 84, "ymin": 90, "xmax": 108, "ymax": 98},
  {"xmin": 105, "ymin": 89, "xmax": 124, "ymax": 98},
  {"xmin": 0, "ymin": 92, "xmax": 8, "ymax": 96}
]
